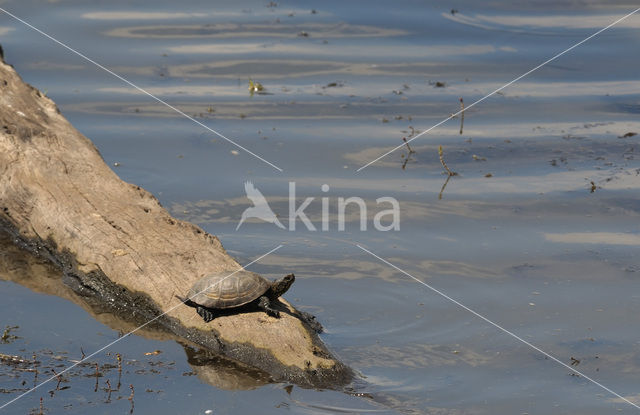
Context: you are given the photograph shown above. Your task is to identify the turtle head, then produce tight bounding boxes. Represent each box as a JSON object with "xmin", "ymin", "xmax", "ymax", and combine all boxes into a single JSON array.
[{"xmin": 270, "ymin": 273, "xmax": 295, "ymax": 298}]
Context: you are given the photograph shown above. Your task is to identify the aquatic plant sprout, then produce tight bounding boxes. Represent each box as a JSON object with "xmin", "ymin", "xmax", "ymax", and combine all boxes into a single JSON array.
[{"xmin": 356, "ymin": 7, "xmax": 640, "ymax": 172}]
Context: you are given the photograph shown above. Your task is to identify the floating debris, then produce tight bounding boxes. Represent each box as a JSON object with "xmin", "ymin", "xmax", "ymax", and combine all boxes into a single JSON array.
[
  {"xmin": 322, "ymin": 81, "xmax": 343, "ymax": 89},
  {"xmin": 429, "ymin": 80, "xmax": 446, "ymax": 88},
  {"xmin": 144, "ymin": 350, "xmax": 162, "ymax": 356},
  {"xmin": 472, "ymin": 154, "xmax": 486, "ymax": 161},
  {"xmin": 0, "ymin": 353, "xmax": 30, "ymax": 365},
  {"xmin": 230, "ymin": 150, "xmax": 240, "ymax": 156},
  {"xmin": 1, "ymin": 325, "xmax": 19, "ymax": 343},
  {"xmin": 297, "ymin": 31, "xmax": 309, "ymax": 37},
  {"xmin": 619, "ymin": 132, "xmax": 637, "ymax": 138},
  {"xmin": 248, "ymin": 79, "xmax": 264, "ymax": 96}
]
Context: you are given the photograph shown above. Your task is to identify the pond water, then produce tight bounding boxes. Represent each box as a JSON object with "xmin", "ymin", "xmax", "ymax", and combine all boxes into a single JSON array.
[{"xmin": 1, "ymin": 0, "xmax": 640, "ymax": 413}]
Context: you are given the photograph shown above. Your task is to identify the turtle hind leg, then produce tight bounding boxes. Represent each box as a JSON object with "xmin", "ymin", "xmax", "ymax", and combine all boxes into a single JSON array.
[
  {"xmin": 196, "ymin": 306, "xmax": 216, "ymax": 323},
  {"xmin": 257, "ymin": 296, "xmax": 280, "ymax": 318}
]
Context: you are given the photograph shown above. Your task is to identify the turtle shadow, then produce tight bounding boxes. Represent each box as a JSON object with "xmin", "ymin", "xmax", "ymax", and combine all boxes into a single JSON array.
[
  {"xmin": 197, "ymin": 299, "xmax": 323, "ymax": 333},
  {"xmin": 271, "ymin": 299, "xmax": 324, "ymax": 334}
]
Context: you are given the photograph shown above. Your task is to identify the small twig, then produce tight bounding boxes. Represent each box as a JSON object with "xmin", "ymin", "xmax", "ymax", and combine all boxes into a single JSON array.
[
  {"xmin": 94, "ymin": 363, "xmax": 100, "ymax": 393},
  {"xmin": 105, "ymin": 379, "xmax": 113, "ymax": 403},
  {"xmin": 128, "ymin": 384, "xmax": 135, "ymax": 414},
  {"xmin": 401, "ymin": 155, "xmax": 410, "ymax": 170},
  {"xmin": 51, "ymin": 368, "xmax": 63, "ymax": 390},
  {"xmin": 438, "ymin": 146, "xmax": 458, "ymax": 176},
  {"xmin": 33, "ymin": 353, "xmax": 39, "ymax": 387},
  {"xmin": 116, "ymin": 353, "xmax": 122, "ymax": 390},
  {"xmin": 39, "ymin": 397, "xmax": 44, "ymax": 415},
  {"xmin": 402, "ymin": 137, "xmax": 416, "ymax": 154},
  {"xmin": 459, "ymin": 97, "xmax": 465, "ymax": 135},
  {"xmin": 438, "ymin": 175, "xmax": 452, "ymax": 200}
]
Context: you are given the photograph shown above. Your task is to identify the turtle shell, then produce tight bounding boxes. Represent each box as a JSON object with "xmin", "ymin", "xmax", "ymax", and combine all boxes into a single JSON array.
[{"xmin": 187, "ymin": 270, "xmax": 271, "ymax": 309}]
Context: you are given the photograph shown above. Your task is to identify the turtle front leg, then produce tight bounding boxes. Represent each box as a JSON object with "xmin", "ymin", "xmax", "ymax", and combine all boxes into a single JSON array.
[
  {"xmin": 257, "ymin": 296, "xmax": 280, "ymax": 318},
  {"xmin": 196, "ymin": 306, "xmax": 216, "ymax": 322},
  {"xmin": 298, "ymin": 310, "xmax": 323, "ymax": 333}
]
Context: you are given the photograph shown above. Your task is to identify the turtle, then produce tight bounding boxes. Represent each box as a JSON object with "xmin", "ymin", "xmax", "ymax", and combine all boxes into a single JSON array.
[{"xmin": 177, "ymin": 271, "xmax": 295, "ymax": 322}]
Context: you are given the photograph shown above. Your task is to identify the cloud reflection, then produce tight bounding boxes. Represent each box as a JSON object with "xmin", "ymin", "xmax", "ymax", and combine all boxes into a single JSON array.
[{"xmin": 545, "ymin": 232, "xmax": 640, "ymax": 245}]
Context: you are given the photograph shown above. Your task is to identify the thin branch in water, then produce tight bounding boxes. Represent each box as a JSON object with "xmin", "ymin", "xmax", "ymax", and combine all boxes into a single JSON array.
[
  {"xmin": 401, "ymin": 154, "xmax": 410, "ymax": 170},
  {"xmin": 51, "ymin": 368, "xmax": 62, "ymax": 391},
  {"xmin": 33, "ymin": 353, "xmax": 39, "ymax": 388},
  {"xmin": 439, "ymin": 174, "xmax": 452, "ymax": 200},
  {"xmin": 438, "ymin": 146, "xmax": 458, "ymax": 176},
  {"xmin": 402, "ymin": 137, "xmax": 416, "ymax": 154},
  {"xmin": 104, "ymin": 379, "xmax": 113, "ymax": 403},
  {"xmin": 459, "ymin": 97, "xmax": 465, "ymax": 135},
  {"xmin": 116, "ymin": 353, "xmax": 122, "ymax": 390},
  {"xmin": 128, "ymin": 384, "xmax": 135, "ymax": 414},
  {"xmin": 94, "ymin": 363, "xmax": 100, "ymax": 393}
]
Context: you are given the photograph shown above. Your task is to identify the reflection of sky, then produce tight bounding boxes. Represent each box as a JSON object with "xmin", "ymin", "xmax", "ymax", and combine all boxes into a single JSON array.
[
  {"xmin": 274, "ymin": 171, "xmax": 640, "ymax": 194},
  {"xmin": 2, "ymin": 1, "xmax": 640, "ymax": 413},
  {"xmin": 82, "ymin": 11, "xmax": 209, "ymax": 20},
  {"xmin": 81, "ymin": 9, "xmax": 326, "ymax": 21},
  {"xmin": 165, "ymin": 43, "xmax": 503, "ymax": 59},
  {"xmin": 444, "ymin": 12, "xmax": 640, "ymax": 32},
  {"xmin": 94, "ymin": 79, "xmax": 640, "ymax": 99},
  {"xmin": 105, "ymin": 22, "xmax": 406, "ymax": 39},
  {"xmin": 545, "ymin": 232, "xmax": 640, "ymax": 245}
]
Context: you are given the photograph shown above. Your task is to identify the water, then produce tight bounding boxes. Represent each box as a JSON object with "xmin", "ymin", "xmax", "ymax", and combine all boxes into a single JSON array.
[{"xmin": 1, "ymin": 0, "xmax": 640, "ymax": 413}]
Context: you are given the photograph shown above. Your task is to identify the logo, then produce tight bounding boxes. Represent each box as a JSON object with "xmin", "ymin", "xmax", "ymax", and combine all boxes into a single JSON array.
[
  {"xmin": 236, "ymin": 181, "xmax": 286, "ymax": 230},
  {"xmin": 236, "ymin": 181, "xmax": 400, "ymax": 231}
]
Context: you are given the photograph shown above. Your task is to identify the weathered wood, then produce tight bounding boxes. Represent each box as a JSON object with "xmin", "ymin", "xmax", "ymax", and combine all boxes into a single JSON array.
[
  {"xmin": 0, "ymin": 229, "xmax": 272, "ymax": 390},
  {"xmin": 0, "ymin": 52, "xmax": 351, "ymax": 388}
]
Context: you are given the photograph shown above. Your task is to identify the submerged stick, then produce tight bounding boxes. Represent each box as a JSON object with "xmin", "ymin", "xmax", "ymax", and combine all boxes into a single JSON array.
[
  {"xmin": 459, "ymin": 97, "xmax": 465, "ymax": 135},
  {"xmin": 402, "ymin": 137, "xmax": 416, "ymax": 154},
  {"xmin": 438, "ymin": 146, "xmax": 458, "ymax": 176}
]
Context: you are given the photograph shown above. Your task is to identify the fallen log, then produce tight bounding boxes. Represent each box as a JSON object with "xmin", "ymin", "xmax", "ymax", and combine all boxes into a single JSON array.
[{"xmin": 0, "ymin": 50, "xmax": 352, "ymax": 388}]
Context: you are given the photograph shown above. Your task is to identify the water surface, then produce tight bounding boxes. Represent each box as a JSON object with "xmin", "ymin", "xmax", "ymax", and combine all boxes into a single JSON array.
[{"xmin": 1, "ymin": 0, "xmax": 640, "ymax": 414}]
